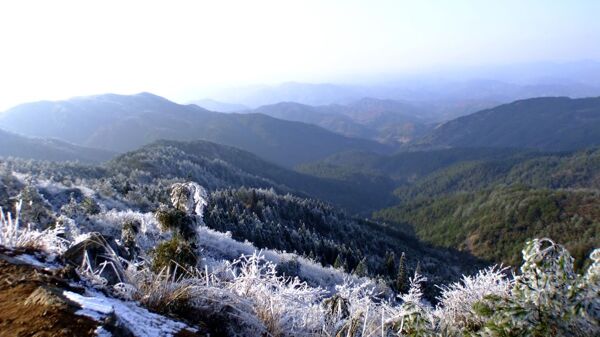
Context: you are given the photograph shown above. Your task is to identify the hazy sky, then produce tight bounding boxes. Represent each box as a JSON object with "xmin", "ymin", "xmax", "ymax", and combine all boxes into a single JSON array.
[{"xmin": 1, "ymin": 0, "xmax": 599, "ymax": 110}]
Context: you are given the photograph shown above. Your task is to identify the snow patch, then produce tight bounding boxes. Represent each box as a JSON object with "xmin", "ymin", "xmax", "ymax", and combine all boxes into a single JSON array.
[
  {"xmin": 64, "ymin": 290, "xmax": 191, "ymax": 337},
  {"xmin": 94, "ymin": 326, "xmax": 112, "ymax": 337},
  {"xmin": 13, "ymin": 254, "xmax": 60, "ymax": 270}
]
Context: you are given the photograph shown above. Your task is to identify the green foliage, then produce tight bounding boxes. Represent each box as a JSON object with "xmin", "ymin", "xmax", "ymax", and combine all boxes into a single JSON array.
[
  {"xmin": 352, "ymin": 257, "xmax": 369, "ymax": 277},
  {"xmin": 396, "ymin": 252, "xmax": 408, "ymax": 293},
  {"xmin": 151, "ymin": 236, "xmax": 198, "ymax": 274},
  {"xmin": 395, "ymin": 148, "xmax": 600, "ymax": 201},
  {"xmin": 376, "ymin": 187, "xmax": 600, "ymax": 269},
  {"xmin": 81, "ymin": 197, "xmax": 101, "ymax": 215},
  {"xmin": 473, "ymin": 239, "xmax": 600, "ymax": 336},
  {"xmin": 333, "ymin": 254, "xmax": 347, "ymax": 271},
  {"xmin": 121, "ymin": 219, "xmax": 141, "ymax": 260},
  {"xmin": 155, "ymin": 206, "xmax": 197, "ymax": 241},
  {"xmin": 18, "ymin": 184, "xmax": 55, "ymax": 228},
  {"xmin": 384, "ymin": 250, "xmax": 396, "ymax": 276}
]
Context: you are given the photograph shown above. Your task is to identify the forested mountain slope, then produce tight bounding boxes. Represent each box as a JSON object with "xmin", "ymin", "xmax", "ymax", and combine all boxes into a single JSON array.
[
  {"xmin": 418, "ymin": 96, "xmax": 600, "ymax": 151},
  {"xmin": 375, "ymin": 148, "xmax": 600, "ymax": 268},
  {"xmin": 0, "ymin": 93, "xmax": 389, "ymax": 167},
  {"xmin": 298, "ymin": 147, "xmax": 532, "ymax": 183},
  {"xmin": 0, "ymin": 128, "xmax": 114, "ymax": 163},
  {"xmin": 108, "ymin": 140, "xmax": 396, "ymax": 213}
]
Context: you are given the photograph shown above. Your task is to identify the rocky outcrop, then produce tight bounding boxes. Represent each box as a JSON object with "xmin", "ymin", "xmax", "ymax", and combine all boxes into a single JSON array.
[{"xmin": 63, "ymin": 233, "xmax": 127, "ymax": 286}]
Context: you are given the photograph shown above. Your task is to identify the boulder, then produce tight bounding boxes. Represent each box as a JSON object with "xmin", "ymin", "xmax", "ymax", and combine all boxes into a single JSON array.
[{"xmin": 63, "ymin": 233, "xmax": 127, "ymax": 286}]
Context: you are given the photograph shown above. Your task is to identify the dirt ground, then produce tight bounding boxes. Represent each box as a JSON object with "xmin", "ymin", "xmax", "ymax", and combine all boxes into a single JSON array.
[{"xmin": 0, "ymin": 248, "xmax": 98, "ymax": 337}]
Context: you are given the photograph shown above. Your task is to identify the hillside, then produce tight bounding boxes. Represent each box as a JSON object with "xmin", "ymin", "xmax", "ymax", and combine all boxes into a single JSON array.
[
  {"xmin": 107, "ymin": 140, "xmax": 396, "ymax": 213},
  {"xmin": 252, "ymin": 102, "xmax": 375, "ymax": 140},
  {"xmin": 204, "ymin": 187, "xmax": 479, "ymax": 287},
  {"xmin": 0, "ymin": 154, "xmax": 479, "ymax": 298},
  {"xmin": 0, "ymin": 138, "xmax": 394, "ymax": 215},
  {"xmin": 0, "ymin": 128, "xmax": 114, "ymax": 163},
  {"xmin": 298, "ymin": 147, "xmax": 531, "ymax": 183},
  {"xmin": 394, "ymin": 148, "xmax": 600, "ymax": 200},
  {"xmin": 375, "ymin": 187, "xmax": 600, "ymax": 270},
  {"xmin": 374, "ymin": 148, "xmax": 600, "ymax": 268},
  {"xmin": 0, "ymin": 93, "xmax": 389, "ymax": 167},
  {"xmin": 418, "ymin": 96, "xmax": 600, "ymax": 151}
]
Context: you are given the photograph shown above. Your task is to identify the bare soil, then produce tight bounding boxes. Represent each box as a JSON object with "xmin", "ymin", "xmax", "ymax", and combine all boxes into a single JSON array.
[{"xmin": 0, "ymin": 248, "xmax": 98, "ymax": 337}]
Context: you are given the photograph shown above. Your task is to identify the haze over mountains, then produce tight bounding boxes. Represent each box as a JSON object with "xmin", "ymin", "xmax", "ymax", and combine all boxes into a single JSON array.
[
  {"xmin": 1, "ymin": 83, "xmax": 600, "ymax": 262},
  {"xmin": 4, "ymin": 91, "xmax": 600, "ymax": 164},
  {"xmin": 0, "ymin": 128, "xmax": 115, "ymax": 163},
  {"xmin": 0, "ymin": 92, "xmax": 389, "ymax": 167},
  {"xmin": 200, "ymin": 61, "xmax": 600, "ymax": 108},
  {"xmin": 251, "ymin": 98, "xmax": 433, "ymax": 145}
]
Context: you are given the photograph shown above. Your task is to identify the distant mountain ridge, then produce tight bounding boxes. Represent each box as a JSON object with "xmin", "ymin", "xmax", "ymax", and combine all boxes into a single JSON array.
[
  {"xmin": 417, "ymin": 96, "xmax": 600, "ymax": 151},
  {"xmin": 205, "ymin": 62, "xmax": 600, "ymax": 108},
  {"xmin": 0, "ymin": 92, "xmax": 390, "ymax": 167},
  {"xmin": 0, "ymin": 128, "xmax": 114, "ymax": 162},
  {"xmin": 252, "ymin": 98, "xmax": 433, "ymax": 145},
  {"xmin": 188, "ymin": 98, "xmax": 248, "ymax": 112}
]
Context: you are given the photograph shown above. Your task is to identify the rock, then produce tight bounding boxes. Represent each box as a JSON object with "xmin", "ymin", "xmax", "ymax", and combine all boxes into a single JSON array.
[
  {"xmin": 63, "ymin": 233, "xmax": 127, "ymax": 286},
  {"xmin": 121, "ymin": 219, "xmax": 141, "ymax": 261},
  {"xmin": 25, "ymin": 285, "xmax": 70, "ymax": 309}
]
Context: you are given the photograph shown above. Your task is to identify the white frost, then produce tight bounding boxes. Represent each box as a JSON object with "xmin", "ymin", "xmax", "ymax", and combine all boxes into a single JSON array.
[{"xmin": 64, "ymin": 290, "xmax": 190, "ymax": 337}]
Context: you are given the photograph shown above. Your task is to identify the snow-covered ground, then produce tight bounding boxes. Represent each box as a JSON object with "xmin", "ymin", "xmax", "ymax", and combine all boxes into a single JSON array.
[{"xmin": 64, "ymin": 290, "xmax": 194, "ymax": 337}]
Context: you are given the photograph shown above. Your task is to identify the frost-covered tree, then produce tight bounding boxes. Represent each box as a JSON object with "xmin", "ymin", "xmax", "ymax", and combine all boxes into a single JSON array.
[
  {"xmin": 473, "ymin": 239, "xmax": 600, "ymax": 336},
  {"xmin": 396, "ymin": 252, "xmax": 408, "ymax": 293},
  {"xmin": 353, "ymin": 257, "xmax": 369, "ymax": 277}
]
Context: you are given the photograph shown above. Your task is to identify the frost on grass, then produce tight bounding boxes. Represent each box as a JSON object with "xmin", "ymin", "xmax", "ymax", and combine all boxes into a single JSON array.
[{"xmin": 0, "ymin": 200, "xmax": 67, "ymax": 254}]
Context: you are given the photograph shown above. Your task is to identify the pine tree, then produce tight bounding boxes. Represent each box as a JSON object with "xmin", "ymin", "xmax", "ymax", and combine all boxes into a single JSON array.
[
  {"xmin": 353, "ymin": 257, "xmax": 369, "ymax": 277},
  {"xmin": 384, "ymin": 250, "xmax": 396, "ymax": 277},
  {"xmin": 414, "ymin": 260, "xmax": 421, "ymax": 277},
  {"xmin": 333, "ymin": 254, "xmax": 347, "ymax": 271},
  {"xmin": 395, "ymin": 252, "xmax": 407, "ymax": 293}
]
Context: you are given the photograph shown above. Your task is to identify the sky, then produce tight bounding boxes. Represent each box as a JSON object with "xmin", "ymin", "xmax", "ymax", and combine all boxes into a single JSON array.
[{"xmin": 0, "ymin": 0, "xmax": 599, "ymax": 110}]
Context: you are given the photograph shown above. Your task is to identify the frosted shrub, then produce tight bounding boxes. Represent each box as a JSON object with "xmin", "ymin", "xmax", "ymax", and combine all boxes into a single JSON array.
[
  {"xmin": 392, "ymin": 273, "xmax": 435, "ymax": 337},
  {"xmin": 435, "ymin": 266, "xmax": 511, "ymax": 334},
  {"xmin": 473, "ymin": 239, "xmax": 600, "ymax": 336},
  {"xmin": 0, "ymin": 200, "xmax": 67, "ymax": 254},
  {"xmin": 124, "ymin": 264, "xmax": 196, "ymax": 312},
  {"xmin": 226, "ymin": 252, "xmax": 327, "ymax": 336}
]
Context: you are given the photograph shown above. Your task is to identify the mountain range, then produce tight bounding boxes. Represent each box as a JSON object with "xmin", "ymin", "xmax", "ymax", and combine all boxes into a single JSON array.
[
  {"xmin": 1, "ymin": 86, "xmax": 600, "ymax": 320},
  {"xmin": 0, "ymin": 93, "xmax": 389, "ymax": 167},
  {"xmin": 203, "ymin": 61, "xmax": 600, "ymax": 108},
  {"xmin": 251, "ymin": 98, "xmax": 433, "ymax": 145},
  {"xmin": 188, "ymin": 98, "xmax": 249, "ymax": 112},
  {"xmin": 0, "ymin": 128, "xmax": 114, "ymax": 163}
]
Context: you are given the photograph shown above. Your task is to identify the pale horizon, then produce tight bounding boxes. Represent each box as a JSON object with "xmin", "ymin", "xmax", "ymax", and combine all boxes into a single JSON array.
[{"xmin": 1, "ymin": 0, "xmax": 600, "ymax": 110}]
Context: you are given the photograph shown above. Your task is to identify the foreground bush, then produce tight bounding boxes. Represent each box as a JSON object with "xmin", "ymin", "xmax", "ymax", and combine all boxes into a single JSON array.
[
  {"xmin": 2, "ymin": 197, "xmax": 597, "ymax": 336},
  {"xmin": 120, "ymin": 239, "xmax": 600, "ymax": 336}
]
